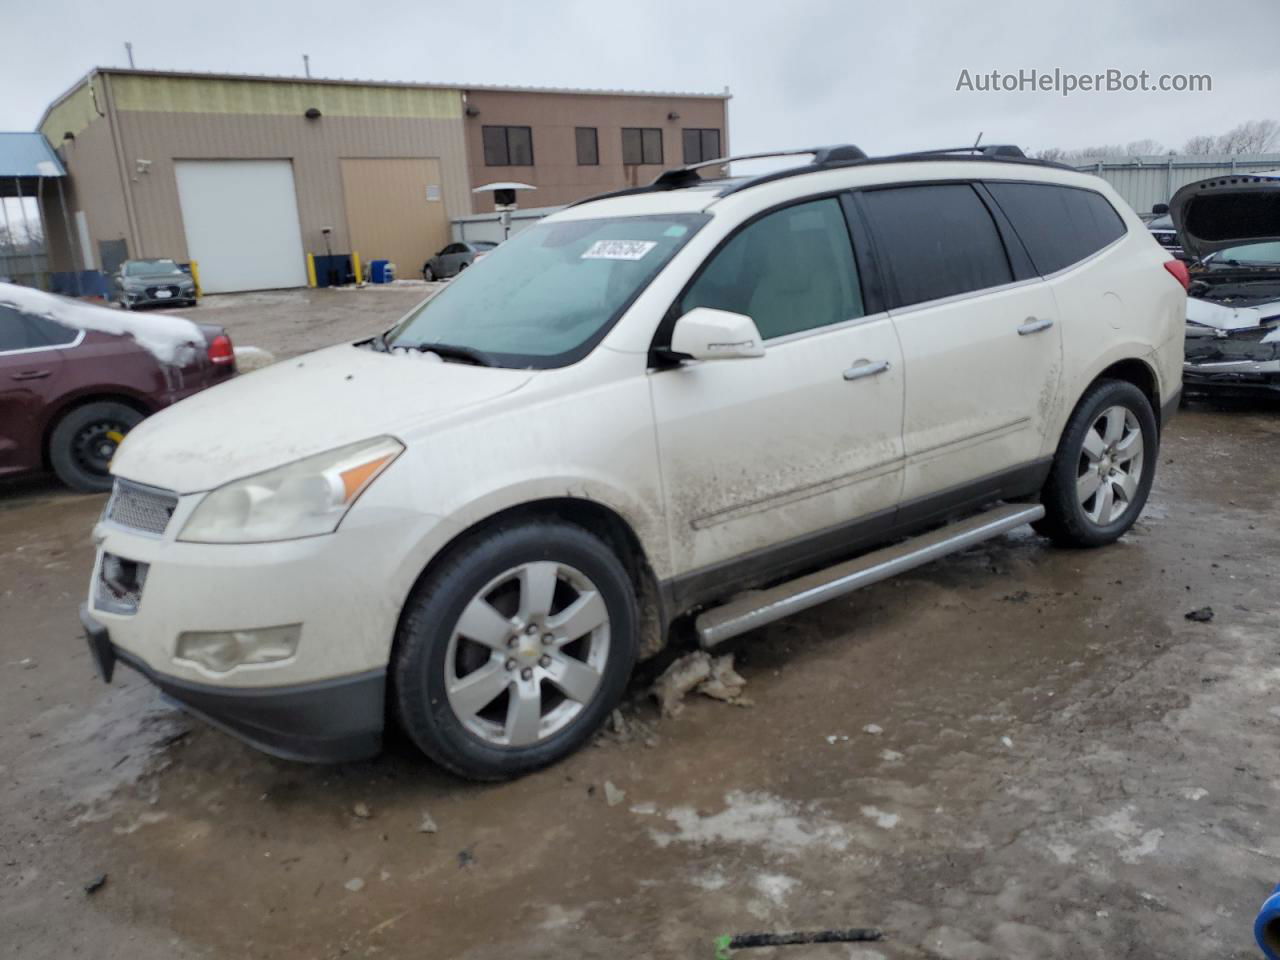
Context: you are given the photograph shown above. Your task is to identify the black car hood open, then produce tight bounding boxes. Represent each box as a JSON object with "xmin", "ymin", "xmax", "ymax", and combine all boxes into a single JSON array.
[{"xmin": 1171, "ymin": 170, "xmax": 1280, "ymax": 258}]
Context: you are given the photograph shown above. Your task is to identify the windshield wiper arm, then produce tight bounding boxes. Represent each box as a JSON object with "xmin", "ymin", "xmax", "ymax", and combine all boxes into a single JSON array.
[{"xmin": 412, "ymin": 342, "xmax": 493, "ymax": 366}]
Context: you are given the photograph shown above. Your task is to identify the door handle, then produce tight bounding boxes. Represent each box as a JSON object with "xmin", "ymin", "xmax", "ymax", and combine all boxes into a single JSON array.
[
  {"xmin": 11, "ymin": 369, "xmax": 51, "ymax": 381},
  {"xmin": 843, "ymin": 359, "xmax": 891, "ymax": 381},
  {"xmin": 1017, "ymin": 317, "xmax": 1054, "ymax": 336}
]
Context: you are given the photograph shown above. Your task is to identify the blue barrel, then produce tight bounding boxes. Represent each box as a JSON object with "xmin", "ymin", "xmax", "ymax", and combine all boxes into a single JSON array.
[
  {"xmin": 1257, "ymin": 884, "xmax": 1280, "ymax": 959},
  {"xmin": 368, "ymin": 259, "xmax": 392, "ymax": 284}
]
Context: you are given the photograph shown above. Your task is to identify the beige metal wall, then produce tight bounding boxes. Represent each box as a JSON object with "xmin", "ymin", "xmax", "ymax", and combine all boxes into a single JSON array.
[
  {"xmin": 40, "ymin": 71, "xmax": 471, "ymax": 273},
  {"xmin": 341, "ymin": 158, "xmax": 448, "ymax": 276},
  {"xmin": 464, "ymin": 89, "xmax": 730, "ymax": 211},
  {"xmin": 39, "ymin": 76, "xmax": 133, "ymax": 273}
]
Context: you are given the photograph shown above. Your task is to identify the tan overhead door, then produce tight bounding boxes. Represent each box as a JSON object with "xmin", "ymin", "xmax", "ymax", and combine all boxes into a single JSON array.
[{"xmin": 340, "ymin": 158, "xmax": 448, "ymax": 279}]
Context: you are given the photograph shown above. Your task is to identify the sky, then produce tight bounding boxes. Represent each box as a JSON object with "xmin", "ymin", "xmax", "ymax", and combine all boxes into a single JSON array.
[{"xmin": 2, "ymin": 0, "xmax": 1279, "ymax": 157}]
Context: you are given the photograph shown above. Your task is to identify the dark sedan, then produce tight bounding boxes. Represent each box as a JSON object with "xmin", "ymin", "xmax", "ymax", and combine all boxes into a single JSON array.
[
  {"xmin": 0, "ymin": 284, "xmax": 235, "ymax": 492},
  {"xmin": 112, "ymin": 259, "xmax": 198, "ymax": 309}
]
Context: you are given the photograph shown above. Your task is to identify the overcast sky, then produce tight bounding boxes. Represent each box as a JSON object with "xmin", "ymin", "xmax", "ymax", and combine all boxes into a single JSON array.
[{"xmin": 3, "ymin": 0, "xmax": 1279, "ymax": 156}]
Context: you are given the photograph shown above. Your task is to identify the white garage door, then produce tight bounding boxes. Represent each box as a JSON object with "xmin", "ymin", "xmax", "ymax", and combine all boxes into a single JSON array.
[{"xmin": 174, "ymin": 160, "xmax": 308, "ymax": 293}]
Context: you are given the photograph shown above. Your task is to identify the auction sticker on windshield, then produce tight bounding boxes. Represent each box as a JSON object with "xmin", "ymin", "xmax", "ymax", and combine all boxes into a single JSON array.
[{"xmin": 581, "ymin": 240, "xmax": 658, "ymax": 261}]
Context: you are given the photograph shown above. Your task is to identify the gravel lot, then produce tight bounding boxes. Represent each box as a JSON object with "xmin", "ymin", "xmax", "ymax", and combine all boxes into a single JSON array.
[{"xmin": 2, "ymin": 289, "xmax": 1278, "ymax": 959}]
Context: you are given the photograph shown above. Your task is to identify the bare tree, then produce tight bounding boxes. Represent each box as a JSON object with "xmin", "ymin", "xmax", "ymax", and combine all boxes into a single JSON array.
[
  {"xmin": 1124, "ymin": 139, "xmax": 1166, "ymax": 157},
  {"xmin": 1215, "ymin": 119, "xmax": 1280, "ymax": 155},
  {"xmin": 1034, "ymin": 147, "xmax": 1066, "ymax": 162},
  {"xmin": 1182, "ymin": 134, "xmax": 1218, "ymax": 155}
]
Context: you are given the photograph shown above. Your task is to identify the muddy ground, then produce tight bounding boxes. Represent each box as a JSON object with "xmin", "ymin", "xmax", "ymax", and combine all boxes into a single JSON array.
[{"xmin": 2, "ymin": 289, "xmax": 1279, "ymax": 960}]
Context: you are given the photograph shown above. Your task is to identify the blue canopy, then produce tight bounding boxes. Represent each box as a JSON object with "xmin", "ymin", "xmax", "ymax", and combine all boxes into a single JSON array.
[{"xmin": 0, "ymin": 132, "xmax": 66, "ymax": 178}]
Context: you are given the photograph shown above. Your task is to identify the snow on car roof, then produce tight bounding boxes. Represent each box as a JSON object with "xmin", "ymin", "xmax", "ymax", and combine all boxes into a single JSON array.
[{"xmin": 0, "ymin": 283, "xmax": 203, "ymax": 366}]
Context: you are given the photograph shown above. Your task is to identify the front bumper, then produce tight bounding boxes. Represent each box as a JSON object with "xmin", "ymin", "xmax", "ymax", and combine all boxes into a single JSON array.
[
  {"xmin": 124, "ymin": 286, "xmax": 196, "ymax": 307},
  {"xmin": 80, "ymin": 605, "xmax": 385, "ymax": 762}
]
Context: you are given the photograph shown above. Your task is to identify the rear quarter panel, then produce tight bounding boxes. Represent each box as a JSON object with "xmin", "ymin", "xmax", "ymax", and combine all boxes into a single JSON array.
[{"xmin": 1046, "ymin": 201, "xmax": 1185, "ymax": 448}]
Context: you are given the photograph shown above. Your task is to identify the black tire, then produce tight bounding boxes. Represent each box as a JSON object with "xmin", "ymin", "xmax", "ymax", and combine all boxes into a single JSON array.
[
  {"xmin": 48, "ymin": 401, "xmax": 144, "ymax": 493},
  {"xmin": 393, "ymin": 521, "xmax": 638, "ymax": 780},
  {"xmin": 1035, "ymin": 378, "xmax": 1158, "ymax": 547},
  {"xmin": 422, "ymin": 264, "xmax": 435, "ymax": 281},
  {"xmin": 458, "ymin": 261, "xmax": 469, "ymax": 273}
]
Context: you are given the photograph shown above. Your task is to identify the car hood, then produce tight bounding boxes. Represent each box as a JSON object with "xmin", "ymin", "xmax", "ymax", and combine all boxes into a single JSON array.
[
  {"xmin": 112, "ymin": 342, "xmax": 536, "ymax": 493},
  {"xmin": 1171, "ymin": 170, "xmax": 1280, "ymax": 258}
]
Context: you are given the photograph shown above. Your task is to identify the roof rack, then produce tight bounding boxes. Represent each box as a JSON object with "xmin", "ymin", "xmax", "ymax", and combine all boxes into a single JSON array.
[
  {"xmin": 567, "ymin": 145, "xmax": 869, "ymax": 206},
  {"xmin": 570, "ymin": 143, "xmax": 1066, "ymax": 207}
]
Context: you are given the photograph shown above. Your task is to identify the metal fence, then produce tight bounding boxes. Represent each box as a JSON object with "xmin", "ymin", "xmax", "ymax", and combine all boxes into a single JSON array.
[{"xmin": 1075, "ymin": 154, "xmax": 1280, "ymax": 216}]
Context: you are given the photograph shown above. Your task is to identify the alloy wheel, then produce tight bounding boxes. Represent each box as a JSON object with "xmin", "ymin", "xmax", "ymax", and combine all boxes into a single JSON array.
[
  {"xmin": 1076, "ymin": 404, "xmax": 1143, "ymax": 525},
  {"xmin": 445, "ymin": 561, "xmax": 611, "ymax": 747}
]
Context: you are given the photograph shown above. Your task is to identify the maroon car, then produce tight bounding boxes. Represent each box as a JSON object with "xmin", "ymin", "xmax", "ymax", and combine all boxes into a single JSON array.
[{"xmin": 0, "ymin": 285, "xmax": 235, "ymax": 492}]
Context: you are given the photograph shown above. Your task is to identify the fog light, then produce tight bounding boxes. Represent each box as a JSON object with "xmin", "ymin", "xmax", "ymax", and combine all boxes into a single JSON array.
[{"xmin": 174, "ymin": 624, "xmax": 300, "ymax": 673}]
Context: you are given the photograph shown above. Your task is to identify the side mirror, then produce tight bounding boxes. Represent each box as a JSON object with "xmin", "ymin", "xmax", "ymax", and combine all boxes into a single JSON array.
[
  {"xmin": 1152, "ymin": 202, "xmax": 1169, "ymax": 216},
  {"xmin": 669, "ymin": 307, "xmax": 765, "ymax": 361}
]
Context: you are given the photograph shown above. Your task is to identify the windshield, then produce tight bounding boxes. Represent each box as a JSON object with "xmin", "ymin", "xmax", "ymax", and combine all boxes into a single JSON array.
[
  {"xmin": 386, "ymin": 213, "xmax": 708, "ymax": 367},
  {"xmin": 125, "ymin": 259, "xmax": 183, "ymax": 276},
  {"xmin": 1211, "ymin": 241, "xmax": 1280, "ymax": 265}
]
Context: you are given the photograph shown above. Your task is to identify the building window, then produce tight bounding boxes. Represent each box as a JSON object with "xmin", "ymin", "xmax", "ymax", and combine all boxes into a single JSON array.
[
  {"xmin": 682, "ymin": 128, "xmax": 722, "ymax": 164},
  {"xmin": 482, "ymin": 125, "xmax": 534, "ymax": 166},
  {"xmin": 622, "ymin": 127, "xmax": 663, "ymax": 165},
  {"xmin": 575, "ymin": 127, "xmax": 599, "ymax": 165}
]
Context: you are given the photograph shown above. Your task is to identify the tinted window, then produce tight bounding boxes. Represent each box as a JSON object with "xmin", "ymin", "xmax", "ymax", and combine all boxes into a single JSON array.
[
  {"xmin": 986, "ymin": 182, "xmax": 1127, "ymax": 275},
  {"xmin": 681, "ymin": 198, "xmax": 864, "ymax": 340},
  {"xmin": 622, "ymin": 128, "xmax": 662, "ymax": 165},
  {"xmin": 0, "ymin": 306, "xmax": 77, "ymax": 352},
  {"xmin": 575, "ymin": 127, "xmax": 599, "ymax": 165},
  {"xmin": 682, "ymin": 128, "xmax": 722, "ymax": 164},
  {"xmin": 862, "ymin": 184, "xmax": 1013, "ymax": 308},
  {"xmin": 481, "ymin": 126, "xmax": 533, "ymax": 166}
]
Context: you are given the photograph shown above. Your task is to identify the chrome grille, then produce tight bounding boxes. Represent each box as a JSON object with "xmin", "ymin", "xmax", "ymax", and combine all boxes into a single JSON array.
[{"xmin": 105, "ymin": 479, "xmax": 178, "ymax": 535}]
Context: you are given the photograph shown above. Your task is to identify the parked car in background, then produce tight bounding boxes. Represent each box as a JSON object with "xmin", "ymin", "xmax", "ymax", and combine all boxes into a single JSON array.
[
  {"xmin": 80, "ymin": 144, "xmax": 1183, "ymax": 779},
  {"xmin": 112, "ymin": 259, "xmax": 198, "ymax": 309},
  {"xmin": 1147, "ymin": 214, "xmax": 1184, "ymax": 258},
  {"xmin": 421, "ymin": 241, "xmax": 497, "ymax": 280},
  {"xmin": 1174, "ymin": 172, "xmax": 1280, "ymax": 396},
  {"xmin": 0, "ymin": 283, "xmax": 234, "ymax": 492}
]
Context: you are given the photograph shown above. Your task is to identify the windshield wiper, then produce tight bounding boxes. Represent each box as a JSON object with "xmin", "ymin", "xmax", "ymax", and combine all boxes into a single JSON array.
[{"xmin": 412, "ymin": 342, "xmax": 493, "ymax": 366}]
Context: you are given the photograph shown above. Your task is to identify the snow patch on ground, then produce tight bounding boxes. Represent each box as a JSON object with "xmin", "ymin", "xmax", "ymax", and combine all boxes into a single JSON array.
[
  {"xmin": 753, "ymin": 873, "xmax": 799, "ymax": 905},
  {"xmin": 860, "ymin": 805, "xmax": 900, "ymax": 830},
  {"xmin": 0, "ymin": 283, "xmax": 202, "ymax": 366},
  {"xmin": 651, "ymin": 790, "xmax": 850, "ymax": 856}
]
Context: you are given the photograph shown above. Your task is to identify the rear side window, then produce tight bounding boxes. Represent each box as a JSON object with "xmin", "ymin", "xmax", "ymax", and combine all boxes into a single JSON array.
[
  {"xmin": 861, "ymin": 184, "xmax": 1013, "ymax": 308},
  {"xmin": 986, "ymin": 182, "xmax": 1127, "ymax": 275},
  {"xmin": 680, "ymin": 198, "xmax": 864, "ymax": 340},
  {"xmin": 0, "ymin": 306, "xmax": 78, "ymax": 352}
]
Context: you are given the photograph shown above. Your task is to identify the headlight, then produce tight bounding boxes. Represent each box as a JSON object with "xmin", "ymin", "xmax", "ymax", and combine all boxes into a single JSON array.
[{"xmin": 178, "ymin": 436, "xmax": 403, "ymax": 543}]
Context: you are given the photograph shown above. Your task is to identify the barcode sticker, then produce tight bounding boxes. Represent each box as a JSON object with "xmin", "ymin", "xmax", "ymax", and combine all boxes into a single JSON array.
[{"xmin": 581, "ymin": 240, "xmax": 658, "ymax": 261}]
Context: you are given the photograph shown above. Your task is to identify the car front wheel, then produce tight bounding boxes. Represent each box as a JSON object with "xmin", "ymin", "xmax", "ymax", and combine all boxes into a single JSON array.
[
  {"xmin": 393, "ymin": 521, "xmax": 638, "ymax": 780},
  {"xmin": 1035, "ymin": 378, "xmax": 1157, "ymax": 547}
]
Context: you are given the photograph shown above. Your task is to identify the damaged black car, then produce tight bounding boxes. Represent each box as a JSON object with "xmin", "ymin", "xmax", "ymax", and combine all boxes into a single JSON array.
[{"xmin": 1173, "ymin": 171, "xmax": 1280, "ymax": 396}]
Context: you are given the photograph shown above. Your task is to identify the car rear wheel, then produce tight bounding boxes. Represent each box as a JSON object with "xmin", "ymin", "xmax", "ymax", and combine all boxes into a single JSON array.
[
  {"xmin": 1035, "ymin": 379, "xmax": 1157, "ymax": 547},
  {"xmin": 49, "ymin": 401, "xmax": 144, "ymax": 493},
  {"xmin": 393, "ymin": 521, "xmax": 637, "ymax": 780}
]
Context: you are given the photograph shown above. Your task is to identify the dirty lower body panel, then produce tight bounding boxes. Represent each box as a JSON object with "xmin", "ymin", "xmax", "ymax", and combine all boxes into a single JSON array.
[{"xmin": 79, "ymin": 605, "xmax": 385, "ymax": 763}]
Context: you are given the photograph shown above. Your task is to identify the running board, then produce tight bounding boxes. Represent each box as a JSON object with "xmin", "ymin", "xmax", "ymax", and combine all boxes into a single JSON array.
[{"xmin": 695, "ymin": 503, "xmax": 1045, "ymax": 649}]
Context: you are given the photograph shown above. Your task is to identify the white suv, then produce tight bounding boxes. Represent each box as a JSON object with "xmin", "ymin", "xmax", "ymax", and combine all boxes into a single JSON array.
[{"xmin": 81, "ymin": 145, "xmax": 1187, "ymax": 779}]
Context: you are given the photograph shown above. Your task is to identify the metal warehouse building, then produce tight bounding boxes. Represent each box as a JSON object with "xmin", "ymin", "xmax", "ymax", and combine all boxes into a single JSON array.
[{"xmin": 35, "ymin": 68, "xmax": 729, "ymax": 293}]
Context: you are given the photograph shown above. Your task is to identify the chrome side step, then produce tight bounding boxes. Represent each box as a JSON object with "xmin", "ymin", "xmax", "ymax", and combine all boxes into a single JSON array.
[{"xmin": 695, "ymin": 503, "xmax": 1045, "ymax": 649}]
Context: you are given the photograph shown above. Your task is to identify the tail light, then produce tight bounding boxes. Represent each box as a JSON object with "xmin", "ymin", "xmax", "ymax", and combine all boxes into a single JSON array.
[
  {"xmin": 1163, "ymin": 259, "xmax": 1190, "ymax": 291},
  {"xmin": 207, "ymin": 333, "xmax": 236, "ymax": 367}
]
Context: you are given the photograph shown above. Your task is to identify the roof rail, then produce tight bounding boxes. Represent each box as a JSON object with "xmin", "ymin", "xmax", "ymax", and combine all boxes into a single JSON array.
[
  {"xmin": 569, "ymin": 143, "xmax": 1067, "ymax": 208},
  {"xmin": 650, "ymin": 144, "xmax": 869, "ymax": 190},
  {"xmin": 895, "ymin": 144, "xmax": 1027, "ymax": 159}
]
